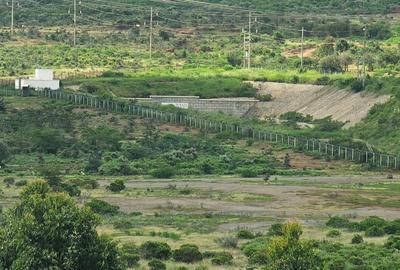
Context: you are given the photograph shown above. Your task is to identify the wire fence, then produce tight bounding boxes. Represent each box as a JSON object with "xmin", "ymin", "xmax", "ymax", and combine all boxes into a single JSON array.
[
  {"xmin": 14, "ymin": 89, "xmax": 399, "ymax": 171},
  {"xmin": 0, "ymin": 87, "xmax": 21, "ymax": 97}
]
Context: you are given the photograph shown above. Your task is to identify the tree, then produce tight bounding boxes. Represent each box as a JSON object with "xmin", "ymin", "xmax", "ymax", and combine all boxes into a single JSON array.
[
  {"xmin": 37, "ymin": 165, "xmax": 63, "ymax": 188},
  {"xmin": 339, "ymin": 53, "xmax": 353, "ymax": 72},
  {"xmin": 227, "ymin": 53, "xmax": 242, "ymax": 67},
  {"xmin": 86, "ymin": 151, "xmax": 102, "ymax": 172},
  {"xmin": 273, "ymin": 31, "xmax": 285, "ymax": 44},
  {"xmin": 0, "ymin": 141, "xmax": 11, "ymax": 167},
  {"xmin": 107, "ymin": 179, "xmax": 126, "ymax": 192},
  {"xmin": 335, "ymin": 39, "xmax": 350, "ymax": 53},
  {"xmin": 159, "ymin": 30, "xmax": 173, "ymax": 41},
  {"xmin": 173, "ymin": 244, "xmax": 203, "ymax": 263},
  {"xmin": 319, "ymin": 55, "xmax": 343, "ymax": 73},
  {"xmin": 316, "ymin": 38, "xmax": 335, "ymax": 57},
  {"xmin": 120, "ymin": 243, "xmax": 140, "ymax": 267},
  {"xmin": 0, "ymin": 180, "xmax": 123, "ymax": 270},
  {"xmin": 37, "ymin": 165, "xmax": 81, "ymax": 197},
  {"xmin": 140, "ymin": 241, "xmax": 171, "ymax": 260},
  {"xmin": 85, "ymin": 199, "xmax": 119, "ymax": 216},
  {"xmin": 264, "ymin": 221, "xmax": 320, "ymax": 270},
  {"xmin": 142, "ymin": 121, "xmax": 160, "ymax": 147},
  {"xmin": 367, "ymin": 22, "xmax": 392, "ymax": 40},
  {"xmin": 0, "ymin": 97, "xmax": 5, "ymax": 112},
  {"xmin": 31, "ymin": 128, "xmax": 65, "ymax": 154},
  {"xmin": 83, "ymin": 126, "xmax": 123, "ymax": 151},
  {"xmin": 283, "ymin": 153, "xmax": 291, "ymax": 168}
]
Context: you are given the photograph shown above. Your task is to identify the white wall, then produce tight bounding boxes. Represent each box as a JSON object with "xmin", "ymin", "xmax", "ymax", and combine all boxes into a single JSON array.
[
  {"xmin": 15, "ymin": 79, "xmax": 60, "ymax": 90},
  {"xmin": 35, "ymin": 69, "xmax": 54, "ymax": 80}
]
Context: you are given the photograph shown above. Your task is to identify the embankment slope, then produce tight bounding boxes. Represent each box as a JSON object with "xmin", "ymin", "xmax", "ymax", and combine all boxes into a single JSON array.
[{"xmin": 250, "ymin": 82, "xmax": 390, "ymax": 128}]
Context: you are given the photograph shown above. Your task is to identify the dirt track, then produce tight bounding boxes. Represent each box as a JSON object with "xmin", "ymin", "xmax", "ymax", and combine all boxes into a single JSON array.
[{"xmin": 250, "ymin": 82, "xmax": 390, "ymax": 128}]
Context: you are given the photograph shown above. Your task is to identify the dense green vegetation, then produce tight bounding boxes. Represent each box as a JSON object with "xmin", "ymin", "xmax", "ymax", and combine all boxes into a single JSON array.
[
  {"xmin": 0, "ymin": 180, "xmax": 123, "ymax": 269},
  {"xmin": 351, "ymin": 95, "xmax": 400, "ymax": 153},
  {"xmin": 0, "ymin": 97, "xmax": 299, "ymax": 177},
  {"xmin": 66, "ymin": 75, "xmax": 257, "ymax": 98}
]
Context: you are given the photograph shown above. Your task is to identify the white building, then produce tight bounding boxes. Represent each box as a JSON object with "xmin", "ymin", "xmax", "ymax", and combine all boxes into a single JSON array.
[{"xmin": 15, "ymin": 69, "xmax": 60, "ymax": 90}]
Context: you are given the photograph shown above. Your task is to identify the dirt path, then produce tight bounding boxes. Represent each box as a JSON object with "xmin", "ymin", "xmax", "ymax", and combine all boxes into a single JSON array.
[{"xmin": 250, "ymin": 82, "xmax": 390, "ymax": 128}]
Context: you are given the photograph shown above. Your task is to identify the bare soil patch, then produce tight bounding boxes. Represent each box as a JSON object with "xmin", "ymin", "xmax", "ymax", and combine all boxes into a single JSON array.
[
  {"xmin": 250, "ymin": 82, "xmax": 390, "ymax": 128},
  {"xmin": 97, "ymin": 175, "xmax": 400, "ymax": 231}
]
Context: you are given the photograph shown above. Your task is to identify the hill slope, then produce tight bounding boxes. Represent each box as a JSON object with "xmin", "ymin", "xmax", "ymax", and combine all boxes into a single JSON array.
[{"xmin": 250, "ymin": 82, "xmax": 390, "ymax": 128}]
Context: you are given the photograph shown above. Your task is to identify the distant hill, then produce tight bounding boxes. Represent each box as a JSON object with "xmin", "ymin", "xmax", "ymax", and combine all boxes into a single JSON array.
[{"xmin": 0, "ymin": 0, "xmax": 398, "ymax": 29}]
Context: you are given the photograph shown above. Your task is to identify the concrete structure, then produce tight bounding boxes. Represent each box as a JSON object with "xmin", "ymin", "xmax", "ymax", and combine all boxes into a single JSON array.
[
  {"xmin": 148, "ymin": 95, "xmax": 258, "ymax": 117},
  {"xmin": 15, "ymin": 69, "xmax": 60, "ymax": 90}
]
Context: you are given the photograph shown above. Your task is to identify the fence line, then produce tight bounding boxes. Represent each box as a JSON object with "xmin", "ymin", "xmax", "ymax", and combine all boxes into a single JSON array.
[
  {"xmin": 0, "ymin": 87, "xmax": 20, "ymax": 97},
  {"xmin": 28, "ymin": 89, "xmax": 399, "ymax": 170}
]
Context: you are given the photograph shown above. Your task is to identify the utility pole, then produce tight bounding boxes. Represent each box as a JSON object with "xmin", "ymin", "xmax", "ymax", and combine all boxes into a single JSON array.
[
  {"xmin": 361, "ymin": 25, "xmax": 367, "ymax": 88},
  {"xmin": 7, "ymin": 0, "xmax": 18, "ymax": 37},
  {"xmin": 243, "ymin": 10, "xmax": 251, "ymax": 69},
  {"xmin": 300, "ymin": 27, "xmax": 305, "ymax": 70},
  {"xmin": 248, "ymin": 10, "xmax": 251, "ymax": 69},
  {"xmin": 11, "ymin": 0, "xmax": 14, "ymax": 36},
  {"xmin": 149, "ymin": 7, "xmax": 153, "ymax": 60},
  {"xmin": 242, "ymin": 27, "xmax": 245, "ymax": 68}
]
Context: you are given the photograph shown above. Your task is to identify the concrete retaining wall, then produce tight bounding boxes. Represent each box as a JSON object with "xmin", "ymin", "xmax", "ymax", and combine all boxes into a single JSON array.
[{"xmin": 148, "ymin": 95, "xmax": 258, "ymax": 117}]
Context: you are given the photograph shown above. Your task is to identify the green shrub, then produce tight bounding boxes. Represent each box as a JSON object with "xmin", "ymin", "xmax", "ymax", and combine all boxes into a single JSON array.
[
  {"xmin": 239, "ymin": 168, "xmax": 258, "ymax": 178},
  {"xmin": 365, "ymin": 226, "xmax": 385, "ymax": 237},
  {"xmin": 3, "ymin": 177, "xmax": 15, "ymax": 187},
  {"xmin": 202, "ymin": 251, "xmax": 217, "ymax": 259},
  {"xmin": 15, "ymin": 179, "xmax": 28, "ymax": 187},
  {"xmin": 242, "ymin": 237, "xmax": 269, "ymax": 258},
  {"xmin": 248, "ymin": 250, "xmax": 269, "ymax": 265},
  {"xmin": 106, "ymin": 179, "xmax": 126, "ymax": 192},
  {"xmin": 150, "ymin": 167, "xmax": 175, "ymax": 179},
  {"xmin": 140, "ymin": 241, "xmax": 172, "ymax": 260},
  {"xmin": 351, "ymin": 234, "xmax": 364, "ymax": 244},
  {"xmin": 148, "ymin": 259, "xmax": 166, "ymax": 270},
  {"xmin": 113, "ymin": 219, "xmax": 134, "ymax": 230},
  {"xmin": 237, "ymin": 229, "xmax": 255, "ymax": 239},
  {"xmin": 256, "ymin": 94, "xmax": 273, "ymax": 102},
  {"xmin": 348, "ymin": 256, "xmax": 364, "ymax": 266},
  {"xmin": 384, "ymin": 220, "xmax": 400, "ymax": 235},
  {"xmin": 60, "ymin": 182, "xmax": 81, "ymax": 197},
  {"xmin": 268, "ymin": 223, "xmax": 284, "ymax": 236},
  {"xmin": 179, "ymin": 188, "xmax": 193, "ymax": 195},
  {"xmin": 315, "ymin": 76, "xmax": 331, "ymax": 85},
  {"xmin": 325, "ymin": 257, "xmax": 346, "ymax": 270},
  {"xmin": 384, "ymin": 235, "xmax": 400, "ymax": 250},
  {"xmin": 280, "ymin": 112, "xmax": 313, "ymax": 123},
  {"xmin": 326, "ymin": 216, "xmax": 350, "ymax": 228},
  {"xmin": 359, "ymin": 216, "xmax": 387, "ymax": 231},
  {"xmin": 211, "ymin": 252, "xmax": 233, "ymax": 265},
  {"xmin": 83, "ymin": 179, "xmax": 99, "ymax": 189},
  {"xmin": 351, "ymin": 80, "xmax": 364, "ymax": 92},
  {"xmin": 173, "ymin": 244, "xmax": 203, "ymax": 263},
  {"xmin": 85, "ymin": 199, "xmax": 119, "ymax": 215},
  {"xmin": 326, "ymin": 229, "xmax": 341, "ymax": 238},
  {"xmin": 315, "ymin": 116, "xmax": 344, "ymax": 132},
  {"xmin": 120, "ymin": 243, "xmax": 140, "ymax": 267}
]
